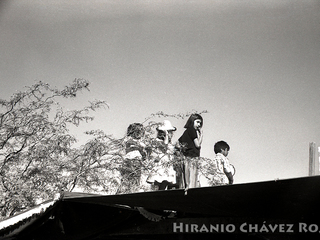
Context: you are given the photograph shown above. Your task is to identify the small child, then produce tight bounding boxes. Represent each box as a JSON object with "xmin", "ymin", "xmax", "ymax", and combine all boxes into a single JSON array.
[
  {"xmin": 125, "ymin": 123, "xmax": 147, "ymax": 160},
  {"xmin": 120, "ymin": 123, "xmax": 150, "ymax": 193},
  {"xmin": 213, "ymin": 140, "xmax": 234, "ymax": 185},
  {"xmin": 146, "ymin": 120, "xmax": 178, "ymax": 190}
]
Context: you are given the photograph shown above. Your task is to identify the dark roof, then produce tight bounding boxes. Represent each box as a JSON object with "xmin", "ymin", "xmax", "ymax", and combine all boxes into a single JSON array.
[
  {"xmin": 1, "ymin": 175, "xmax": 320, "ymax": 240},
  {"xmin": 64, "ymin": 175, "xmax": 320, "ymax": 218}
]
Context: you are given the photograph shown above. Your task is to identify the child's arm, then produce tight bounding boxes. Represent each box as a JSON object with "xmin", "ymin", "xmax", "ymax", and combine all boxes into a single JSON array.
[
  {"xmin": 163, "ymin": 130, "xmax": 169, "ymax": 145},
  {"xmin": 194, "ymin": 128, "xmax": 203, "ymax": 148},
  {"xmin": 224, "ymin": 171, "xmax": 234, "ymax": 184},
  {"xmin": 222, "ymin": 158, "xmax": 234, "ymax": 184}
]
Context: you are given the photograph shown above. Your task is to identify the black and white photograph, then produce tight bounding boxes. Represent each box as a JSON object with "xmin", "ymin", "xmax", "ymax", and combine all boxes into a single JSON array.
[{"xmin": 0, "ymin": 0, "xmax": 320, "ymax": 239}]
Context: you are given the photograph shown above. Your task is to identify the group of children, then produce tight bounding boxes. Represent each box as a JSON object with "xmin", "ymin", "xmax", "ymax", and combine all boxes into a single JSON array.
[{"xmin": 122, "ymin": 113, "xmax": 235, "ymax": 193}]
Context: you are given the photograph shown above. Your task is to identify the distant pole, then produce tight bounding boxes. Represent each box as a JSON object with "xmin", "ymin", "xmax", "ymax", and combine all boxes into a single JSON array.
[
  {"xmin": 309, "ymin": 142, "xmax": 318, "ymax": 176},
  {"xmin": 318, "ymin": 147, "xmax": 320, "ymax": 175}
]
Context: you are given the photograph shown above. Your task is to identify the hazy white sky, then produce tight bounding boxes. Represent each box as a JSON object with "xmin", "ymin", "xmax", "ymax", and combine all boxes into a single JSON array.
[{"xmin": 1, "ymin": 0, "xmax": 320, "ymax": 184}]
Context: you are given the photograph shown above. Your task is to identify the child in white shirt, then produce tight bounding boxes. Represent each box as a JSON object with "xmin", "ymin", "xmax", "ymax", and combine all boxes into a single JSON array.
[{"xmin": 199, "ymin": 141, "xmax": 235, "ymax": 186}]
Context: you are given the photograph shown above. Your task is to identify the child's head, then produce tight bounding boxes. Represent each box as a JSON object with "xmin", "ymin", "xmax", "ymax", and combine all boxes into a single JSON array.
[
  {"xmin": 184, "ymin": 113, "xmax": 203, "ymax": 129},
  {"xmin": 214, "ymin": 141, "xmax": 230, "ymax": 156},
  {"xmin": 126, "ymin": 123, "xmax": 145, "ymax": 139},
  {"xmin": 156, "ymin": 120, "xmax": 176, "ymax": 142}
]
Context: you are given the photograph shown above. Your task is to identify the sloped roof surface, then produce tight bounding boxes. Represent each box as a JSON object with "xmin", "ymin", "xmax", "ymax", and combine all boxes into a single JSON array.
[{"xmin": 1, "ymin": 176, "xmax": 320, "ymax": 240}]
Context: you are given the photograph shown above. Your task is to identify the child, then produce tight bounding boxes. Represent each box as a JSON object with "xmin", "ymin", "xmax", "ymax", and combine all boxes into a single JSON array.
[
  {"xmin": 120, "ymin": 123, "xmax": 150, "ymax": 193},
  {"xmin": 212, "ymin": 140, "xmax": 234, "ymax": 185},
  {"xmin": 146, "ymin": 120, "xmax": 178, "ymax": 190},
  {"xmin": 125, "ymin": 123, "xmax": 147, "ymax": 160},
  {"xmin": 177, "ymin": 113, "xmax": 203, "ymax": 189}
]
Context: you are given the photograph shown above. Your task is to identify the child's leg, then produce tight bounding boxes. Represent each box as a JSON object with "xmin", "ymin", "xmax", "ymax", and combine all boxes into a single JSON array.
[
  {"xmin": 159, "ymin": 180, "xmax": 169, "ymax": 190},
  {"xmin": 167, "ymin": 182, "xmax": 179, "ymax": 190},
  {"xmin": 189, "ymin": 161, "xmax": 198, "ymax": 188},
  {"xmin": 184, "ymin": 160, "xmax": 191, "ymax": 189}
]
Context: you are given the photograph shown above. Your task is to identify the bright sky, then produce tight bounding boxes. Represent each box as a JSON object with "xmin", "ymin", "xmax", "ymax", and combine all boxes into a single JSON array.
[{"xmin": 1, "ymin": 0, "xmax": 320, "ymax": 184}]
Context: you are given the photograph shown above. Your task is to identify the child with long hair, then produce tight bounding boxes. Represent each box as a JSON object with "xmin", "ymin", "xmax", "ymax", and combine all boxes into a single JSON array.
[{"xmin": 177, "ymin": 113, "xmax": 203, "ymax": 189}]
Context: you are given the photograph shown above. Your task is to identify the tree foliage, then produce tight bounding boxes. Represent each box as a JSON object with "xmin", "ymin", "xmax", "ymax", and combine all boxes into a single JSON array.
[
  {"xmin": 0, "ymin": 79, "xmax": 214, "ymax": 220},
  {"xmin": 0, "ymin": 79, "xmax": 107, "ymax": 218}
]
